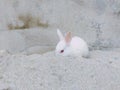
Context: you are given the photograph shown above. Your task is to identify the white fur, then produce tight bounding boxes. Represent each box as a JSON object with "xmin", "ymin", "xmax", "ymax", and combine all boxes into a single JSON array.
[
  {"xmin": 57, "ymin": 29, "xmax": 64, "ymax": 40},
  {"xmin": 56, "ymin": 29, "xmax": 89, "ymax": 57}
]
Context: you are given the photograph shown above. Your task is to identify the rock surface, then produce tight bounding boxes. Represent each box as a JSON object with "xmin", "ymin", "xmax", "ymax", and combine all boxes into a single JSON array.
[{"xmin": 0, "ymin": 0, "xmax": 120, "ymax": 51}]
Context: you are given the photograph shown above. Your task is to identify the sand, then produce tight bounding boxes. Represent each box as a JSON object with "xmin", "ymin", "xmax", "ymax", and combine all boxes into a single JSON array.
[{"xmin": 0, "ymin": 49, "xmax": 120, "ymax": 90}]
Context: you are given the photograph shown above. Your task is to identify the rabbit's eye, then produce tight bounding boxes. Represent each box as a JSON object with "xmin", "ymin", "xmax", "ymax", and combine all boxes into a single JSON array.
[{"xmin": 60, "ymin": 50, "xmax": 64, "ymax": 53}]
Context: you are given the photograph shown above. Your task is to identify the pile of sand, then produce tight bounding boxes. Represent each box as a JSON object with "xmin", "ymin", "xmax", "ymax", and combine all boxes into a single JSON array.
[{"xmin": 0, "ymin": 49, "xmax": 120, "ymax": 90}]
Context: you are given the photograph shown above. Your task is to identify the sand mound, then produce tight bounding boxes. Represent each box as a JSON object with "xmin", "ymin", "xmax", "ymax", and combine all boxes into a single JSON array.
[{"xmin": 0, "ymin": 50, "xmax": 120, "ymax": 90}]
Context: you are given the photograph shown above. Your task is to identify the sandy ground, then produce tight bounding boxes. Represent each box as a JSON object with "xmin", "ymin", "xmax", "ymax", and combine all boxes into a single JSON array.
[{"xmin": 0, "ymin": 49, "xmax": 120, "ymax": 90}]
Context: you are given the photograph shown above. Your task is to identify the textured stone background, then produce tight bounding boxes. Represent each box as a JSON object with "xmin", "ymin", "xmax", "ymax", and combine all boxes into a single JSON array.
[
  {"xmin": 39, "ymin": 0, "xmax": 120, "ymax": 49},
  {"xmin": 0, "ymin": 0, "xmax": 120, "ymax": 53}
]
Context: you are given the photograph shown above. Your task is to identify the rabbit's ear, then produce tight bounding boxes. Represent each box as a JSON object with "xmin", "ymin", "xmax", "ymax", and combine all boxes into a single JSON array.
[
  {"xmin": 57, "ymin": 29, "xmax": 64, "ymax": 41},
  {"xmin": 65, "ymin": 32, "xmax": 71, "ymax": 44}
]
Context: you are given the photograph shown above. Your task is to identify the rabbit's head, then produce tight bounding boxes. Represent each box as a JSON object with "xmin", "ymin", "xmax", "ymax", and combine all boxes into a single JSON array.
[{"xmin": 55, "ymin": 29, "xmax": 72, "ymax": 56}]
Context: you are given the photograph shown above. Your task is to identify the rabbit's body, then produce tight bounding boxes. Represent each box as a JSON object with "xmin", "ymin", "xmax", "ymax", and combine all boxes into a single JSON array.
[
  {"xmin": 69, "ymin": 36, "xmax": 89, "ymax": 57},
  {"xmin": 55, "ymin": 29, "xmax": 89, "ymax": 57}
]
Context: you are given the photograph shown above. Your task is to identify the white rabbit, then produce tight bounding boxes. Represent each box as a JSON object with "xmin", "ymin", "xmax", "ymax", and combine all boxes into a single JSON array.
[{"xmin": 55, "ymin": 29, "xmax": 89, "ymax": 57}]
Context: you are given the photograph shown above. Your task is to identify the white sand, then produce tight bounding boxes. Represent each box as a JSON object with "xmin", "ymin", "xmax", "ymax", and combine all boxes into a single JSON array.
[{"xmin": 0, "ymin": 49, "xmax": 120, "ymax": 90}]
